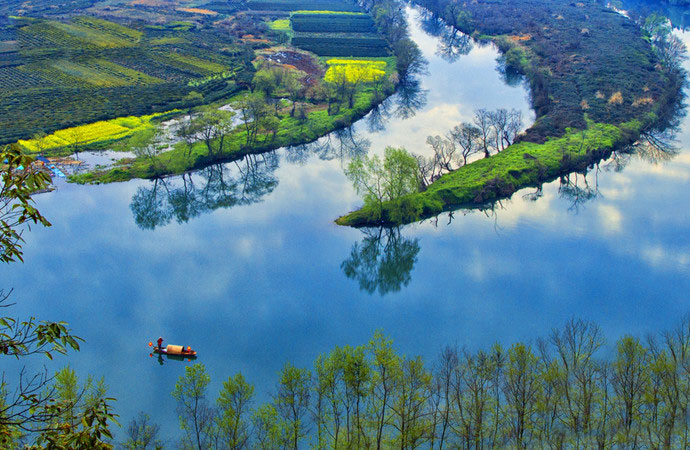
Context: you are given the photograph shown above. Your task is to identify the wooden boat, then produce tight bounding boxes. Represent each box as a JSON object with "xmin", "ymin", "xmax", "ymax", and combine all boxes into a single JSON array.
[{"xmin": 154, "ymin": 344, "xmax": 197, "ymax": 357}]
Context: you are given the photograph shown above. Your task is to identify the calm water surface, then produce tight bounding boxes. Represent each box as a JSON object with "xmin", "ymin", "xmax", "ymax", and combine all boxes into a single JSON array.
[{"xmin": 4, "ymin": 7, "xmax": 690, "ymax": 442}]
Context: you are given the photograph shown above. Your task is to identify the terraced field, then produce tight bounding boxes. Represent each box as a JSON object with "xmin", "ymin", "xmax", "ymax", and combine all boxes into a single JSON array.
[
  {"xmin": 248, "ymin": 0, "xmax": 390, "ymax": 57},
  {"xmin": 246, "ymin": 0, "xmax": 362, "ymax": 12},
  {"xmin": 0, "ymin": 15, "xmax": 253, "ymax": 144}
]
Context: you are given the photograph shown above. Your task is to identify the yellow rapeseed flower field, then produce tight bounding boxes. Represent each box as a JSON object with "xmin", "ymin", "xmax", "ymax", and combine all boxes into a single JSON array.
[
  {"xmin": 324, "ymin": 59, "xmax": 386, "ymax": 84},
  {"xmin": 18, "ymin": 112, "xmax": 169, "ymax": 152}
]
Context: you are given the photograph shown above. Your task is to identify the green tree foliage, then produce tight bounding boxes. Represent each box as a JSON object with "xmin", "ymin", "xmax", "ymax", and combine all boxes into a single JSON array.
[
  {"xmin": 345, "ymin": 146, "xmax": 419, "ymax": 221},
  {"xmin": 274, "ymin": 362, "xmax": 312, "ymax": 449},
  {"xmin": 238, "ymin": 93, "xmax": 271, "ymax": 147},
  {"xmin": 251, "ymin": 404, "xmax": 283, "ymax": 449},
  {"xmin": 33, "ymin": 366, "xmax": 116, "ymax": 449},
  {"xmin": 185, "ymin": 108, "xmax": 236, "ymax": 159},
  {"xmin": 0, "ymin": 146, "xmax": 51, "ymax": 263},
  {"xmin": 129, "ymin": 128, "xmax": 166, "ymax": 176},
  {"xmin": 122, "ymin": 412, "xmax": 161, "ymax": 450},
  {"xmin": 164, "ymin": 315, "xmax": 690, "ymax": 448},
  {"xmin": 172, "ymin": 363, "xmax": 215, "ymax": 450},
  {"xmin": 216, "ymin": 373, "xmax": 254, "ymax": 449}
]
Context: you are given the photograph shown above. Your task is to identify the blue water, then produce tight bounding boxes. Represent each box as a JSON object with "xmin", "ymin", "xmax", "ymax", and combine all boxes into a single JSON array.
[{"xmin": 3, "ymin": 7, "xmax": 690, "ymax": 444}]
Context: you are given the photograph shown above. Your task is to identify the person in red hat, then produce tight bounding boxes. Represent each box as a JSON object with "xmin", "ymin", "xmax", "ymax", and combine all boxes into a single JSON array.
[{"xmin": 157, "ymin": 337, "xmax": 163, "ymax": 350}]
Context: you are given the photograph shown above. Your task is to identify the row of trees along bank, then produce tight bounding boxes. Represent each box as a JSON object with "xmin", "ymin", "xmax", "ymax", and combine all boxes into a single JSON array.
[{"xmin": 163, "ymin": 317, "xmax": 690, "ymax": 449}]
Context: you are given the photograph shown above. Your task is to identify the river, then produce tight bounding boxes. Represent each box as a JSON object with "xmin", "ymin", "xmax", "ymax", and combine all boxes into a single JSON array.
[{"xmin": 3, "ymin": 6, "xmax": 690, "ymax": 444}]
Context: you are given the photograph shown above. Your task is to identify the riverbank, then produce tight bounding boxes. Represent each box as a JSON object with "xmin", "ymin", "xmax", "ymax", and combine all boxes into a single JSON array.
[
  {"xmin": 69, "ymin": 56, "xmax": 397, "ymax": 184},
  {"xmin": 336, "ymin": 0, "xmax": 685, "ymax": 227}
]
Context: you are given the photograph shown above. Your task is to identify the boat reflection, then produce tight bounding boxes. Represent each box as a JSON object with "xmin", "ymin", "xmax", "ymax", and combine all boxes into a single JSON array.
[{"xmin": 150, "ymin": 352, "xmax": 197, "ymax": 365}]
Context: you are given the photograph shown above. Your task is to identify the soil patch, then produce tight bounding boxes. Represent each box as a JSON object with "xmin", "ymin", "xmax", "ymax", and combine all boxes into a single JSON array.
[{"xmin": 263, "ymin": 50, "xmax": 324, "ymax": 84}]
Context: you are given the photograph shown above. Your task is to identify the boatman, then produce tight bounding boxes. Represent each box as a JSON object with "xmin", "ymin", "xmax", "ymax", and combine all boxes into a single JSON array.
[{"xmin": 157, "ymin": 336, "xmax": 163, "ymax": 350}]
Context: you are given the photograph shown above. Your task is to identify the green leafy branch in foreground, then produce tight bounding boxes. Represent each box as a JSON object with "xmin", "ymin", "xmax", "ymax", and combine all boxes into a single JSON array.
[
  {"xmin": 165, "ymin": 315, "xmax": 690, "ymax": 449},
  {"xmin": 0, "ymin": 291, "xmax": 117, "ymax": 449},
  {"xmin": 0, "ymin": 145, "xmax": 52, "ymax": 263},
  {"xmin": 1, "ymin": 150, "xmax": 116, "ymax": 448}
]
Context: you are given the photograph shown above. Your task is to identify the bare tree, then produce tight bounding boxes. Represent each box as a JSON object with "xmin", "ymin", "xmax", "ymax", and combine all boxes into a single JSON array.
[
  {"xmin": 448, "ymin": 122, "xmax": 481, "ymax": 165},
  {"xmin": 504, "ymin": 109, "xmax": 523, "ymax": 147},
  {"xmin": 426, "ymin": 135, "xmax": 457, "ymax": 173},
  {"xmin": 489, "ymin": 109, "xmax": 509, "ymax": 152},
  {"xmin": 123, "ymin": 411, "xmax": 161, "ymax": 449},
  {"xmin": 473, "ymin": 109, "xmax": 495, "ymax": 158}
]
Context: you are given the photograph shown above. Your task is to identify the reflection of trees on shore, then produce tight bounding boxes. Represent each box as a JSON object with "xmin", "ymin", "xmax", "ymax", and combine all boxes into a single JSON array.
[
  {"xmin": 417, "ymin": 8, "xmax": 473, "ymax": 62},
  {"xmin": 284, "ymin": 74, "xmax": 428, "ymax": 163},
  {"xmin": 605, "ymin": 127, "xmax": 681, "ymax": 173},
  {"xmin": 285, "ymin": 125, "xmax": 371, "ymax": 165},
  {"xmin": 393, "ymin": 77, "xmax": 428, "ymax": 120},
  {"xmin": 130, "ymin": 153, "xmax": 278, "ymax": 230},
  {"xmin": 558, "ymin": 171, "xmax": 600, "ymax": 212},
  {"xmin": 341, "ymin": 227, "xmax": 420, "ymax": 296},
  {"xmin": 496, "ymin": 54, "xmax": 526, "ymax": 87}
]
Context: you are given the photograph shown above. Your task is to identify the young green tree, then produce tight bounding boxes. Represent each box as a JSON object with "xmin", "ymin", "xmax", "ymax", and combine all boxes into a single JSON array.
[
  {"xmin": 33, "ymin": 366, "xmax": 116, "ymax": 449},
  {"xmin": 390, "ymin": 356, "xmax": 432, "ymax": 448},
  {"xmin": 122, "ymin": 412, "xmax": 161, "ymax": 450},
  {"xmin": 368, "ymin": 331, "xmax": 401, "ymax": 449},
  {"xmin": 187, "ymin": 108, "xmax": 236, "ymax": 158},
  {"xmin": 342, "ymin": 344, "xmax": 371, "ymax": 447},
  {"xmin": 429, "ymin": 346, "xmax": 457, "ymax": 449},
  {"xmin": 274, "ymin": 362, "xmax": 311, "ymax": 449},
  {"xmin": 129, "ymin": 128, "xmax": 165, "ymax": 176},
  {"xmin": 238, "ymin": 93, "xmax": 270, "ymax": 147},
  {"xmin": 503, "ymin": 343, "xmax": 541, "ymax": 448},
  {"xmin": 172, "ymin": 363, "xmax": 216, "ymax": 450},
  {"xmin": 216, "ymin": 372, "xmax": 254, "ymax": 449},
  {"xmin": 611, "ymin": 336, "xmax": 648, "ymax": 446},
  {"xmin": 345, "ymin": 146, "xmax": 419, "ymax": 221},
  {"xmin": 252, "ymin": 404, "xmax": 283, "ymax": 449},
  {"xmin": 450, "ymin": 349, "xmax": 494, "ymax": 447},
  {"xmin": 313, "ymin": 347, "xmax": 346, "ymax": 448}
]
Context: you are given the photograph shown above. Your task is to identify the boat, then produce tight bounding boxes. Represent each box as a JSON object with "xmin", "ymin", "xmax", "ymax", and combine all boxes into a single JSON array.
[
  {"xmin": 153, "ymin": 344, "xmax": 197, "ymax": 357},
  {"xmin": 49, "ymin": 164, "xmax": 66, "ymax": 178}
]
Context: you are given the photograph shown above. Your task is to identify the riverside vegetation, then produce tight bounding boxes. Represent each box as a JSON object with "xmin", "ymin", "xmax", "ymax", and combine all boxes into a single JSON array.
[
  {"xmin": 50, "ymin": 316, "xmax": 690, "ymax": 449},
  {"xmin": 336, "ymin": 0, "xmax": 687, "ymax": 226},
  {"xmin": 159, "ymin": 317, "xmax": 690, "ymax": 449}
]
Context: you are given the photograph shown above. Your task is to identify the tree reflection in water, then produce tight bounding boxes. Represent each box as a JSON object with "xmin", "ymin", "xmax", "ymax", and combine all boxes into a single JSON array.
[
  {"xmin": 394, "ymin": 77, "xmax": 428, "ymax": 120},
  {"xmin": 341, "ymin": 227, "xmax": 420, "ymax": 296},
  {"xmin": 417, "ymin": 8, "xmax": 474, "ymax": 63},
  {"xmin": 284, "ymin": 125, "xmax": 372, "ymax": 166},
  {"xmin": 130, "ymin": 152, "xmax": 279, "ymax": 230}
]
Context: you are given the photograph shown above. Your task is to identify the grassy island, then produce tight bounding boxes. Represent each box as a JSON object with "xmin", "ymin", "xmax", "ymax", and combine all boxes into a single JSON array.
[{"xmin": 336, "ymin": 0, "xmax": 685, "ymax": 227}]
